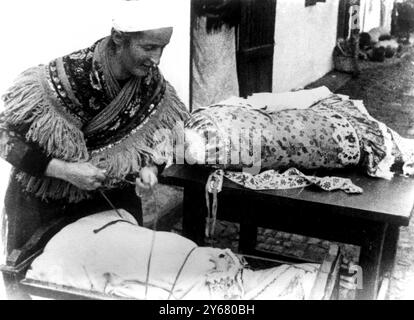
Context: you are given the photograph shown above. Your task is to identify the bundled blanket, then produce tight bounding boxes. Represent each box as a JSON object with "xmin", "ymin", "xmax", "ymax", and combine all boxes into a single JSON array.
[
  {"xmin": 26, "ymin": 210, "xmax": 319, "ymax": 300},
  {"xmin": 185, "ymin": 89, "xmax": 414, "ymax": 181}
]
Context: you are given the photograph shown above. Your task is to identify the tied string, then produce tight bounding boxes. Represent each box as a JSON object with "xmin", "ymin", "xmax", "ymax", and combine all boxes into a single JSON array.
[
  {"xmin": 91, "ymin": 173, "xmax": 160, "ymax": 300},
  {"xmin": 103, "ymin": 173, "xmax": 220, "ymax": 299},
  {"xmin": 205, "ymin": 170, "xmax": 224, "ymax": 240},
  {"xmin": 144, "ymin": 187, "xmax": 159, "ymax": 299},
  {"xmin": 104, "ymin": 174, "xmax": 137, "ymax": 186},
  {"xmin": 92, "ymin": 175, "xmax": 139, "ymax": 234},
  {"xmin": 101, "ymin": 173, "xmax": 159, "ymax": 299},
  {"xmin": 92, "ymin": 190, "xmax": 137, "ymax": 234}
]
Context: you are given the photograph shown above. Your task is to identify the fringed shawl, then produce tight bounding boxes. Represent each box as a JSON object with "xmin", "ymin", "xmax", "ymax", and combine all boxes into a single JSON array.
[{"xmin": 1, "ymin": 37, "xmax": 189, "ymax": 202}]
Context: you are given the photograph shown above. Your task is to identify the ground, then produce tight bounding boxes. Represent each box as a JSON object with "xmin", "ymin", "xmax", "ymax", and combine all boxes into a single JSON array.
[{"xmin": 336, "ymin": 48, "xmax": 414, "ymax": 300}]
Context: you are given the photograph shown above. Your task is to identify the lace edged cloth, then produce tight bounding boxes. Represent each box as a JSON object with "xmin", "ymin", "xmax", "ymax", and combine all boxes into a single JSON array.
[{"xmin": 205, "ymin": 168, "xmax": 363, "ymax": 237}]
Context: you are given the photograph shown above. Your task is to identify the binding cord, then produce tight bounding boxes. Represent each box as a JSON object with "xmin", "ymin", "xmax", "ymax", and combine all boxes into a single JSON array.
[
  {"xmin": 144, "ymin": 187, "xmax": 160, "ymax": 299},
  {"xmin": 205, "ymin": 170, "xmax": 224, "ymax": 243},
  {"xmin": 93, "ymin": 176, "xmax": 140, "ymax": 233},
  {"xmin": 93, "ymin": 190, "xmax": 137, "ymax": 234},
  {"xmin": 90, "ymin": 174, "xmax": 161, "ymax": 299}
]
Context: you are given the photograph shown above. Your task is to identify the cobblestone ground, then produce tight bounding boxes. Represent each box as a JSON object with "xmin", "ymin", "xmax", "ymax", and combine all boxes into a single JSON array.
[{"xmin": 337, "ymin": 47, "xmax": 414, "ymax": 300}]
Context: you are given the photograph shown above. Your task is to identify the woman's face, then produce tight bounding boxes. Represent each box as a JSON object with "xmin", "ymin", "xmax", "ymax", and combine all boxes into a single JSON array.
[{"xmin": 119, "ymin": 27, "xmax": 173, "ymax": 78}]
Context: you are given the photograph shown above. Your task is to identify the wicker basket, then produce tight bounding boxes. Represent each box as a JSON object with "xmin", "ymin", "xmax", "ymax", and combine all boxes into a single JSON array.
[
  {"xmin": 333, "ymin": 45, "xmax": 411, "ymax": 74},
  {"xmin": 333, "ymin": 40, "xmax": 357, "ymax": 73},
  {"xmin": 334, "ymin": 51, "xmax": 408, "ymax": 74}
]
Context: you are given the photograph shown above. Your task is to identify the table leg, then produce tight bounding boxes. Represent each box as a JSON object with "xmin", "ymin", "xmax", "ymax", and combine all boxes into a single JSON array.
[
  {"xmin": 356, "ymin": 222, "xmax": 387, "ymax": 300},
  {"xmin": 239, "ymin": 224, "xmax": 258, "ymax": 255},
  {"xmin": 238, "ymin": 200, "xmax": 258, "ymax": 254},
  {"xmin": 182, "ymin": 183, "xmax": 206, "ymax": 246},
  {"xmin": 380, "ymin": 224, "xmax": 400, "ymax": 278}
]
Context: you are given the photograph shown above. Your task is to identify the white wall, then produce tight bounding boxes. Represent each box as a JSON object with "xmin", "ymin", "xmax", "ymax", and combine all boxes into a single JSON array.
[{"xmin": 272, "ymin": 0, "xmax": 340, "ymax": 92}]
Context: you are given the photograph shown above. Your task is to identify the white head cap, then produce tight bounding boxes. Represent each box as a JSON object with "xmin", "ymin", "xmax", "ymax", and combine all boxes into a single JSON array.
[{"xmin": 112, "ymin": 0, "xmax": 175, "ymax": 33}]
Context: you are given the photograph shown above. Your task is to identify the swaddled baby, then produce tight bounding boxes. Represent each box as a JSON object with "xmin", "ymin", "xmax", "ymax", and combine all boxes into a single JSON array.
[
  {"xmin": 26, "ymin": 210, "xmax": 319, "ymax": 300},
  {"xmin": 184, "ymin": 90, "xmax": 414, "ymax": 180}
]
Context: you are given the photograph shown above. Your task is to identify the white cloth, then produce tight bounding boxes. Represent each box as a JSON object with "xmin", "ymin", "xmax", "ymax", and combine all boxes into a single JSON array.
[
  {"xmin": 217, "ymin": 86, "xmax": 334, "ymax": 113},
  {"xmin": 112, "ymin": 0, "xmax": 175, "ymax": 32},
  {"xmin": 374, "ymin": 39, "xmax": 399, "ymax": 51},
  {"xmin": 191, "ymin": 17, "xmax": 239, "ymax": 110},
  {"xmin": 246, "ymin": 86, "xmax": 333, "ymax": 112},
  {"xmin": 368, "ymin": 27, "xmax": 390, "ymax": 43},
  {"xmin": 26, "ymin": 210, "xmax": 320, "ymax": 300}
]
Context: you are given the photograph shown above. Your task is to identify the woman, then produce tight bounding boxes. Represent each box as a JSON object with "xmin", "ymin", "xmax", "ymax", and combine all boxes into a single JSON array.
[{"xmin": 0, "ymin": 1, "xmax": 189, "ymax": 266}]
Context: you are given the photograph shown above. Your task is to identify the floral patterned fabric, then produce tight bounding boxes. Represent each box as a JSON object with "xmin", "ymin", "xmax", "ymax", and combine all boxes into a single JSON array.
[
  {"xmin": 313, "ymin": 96, "xmax": 388, "ymax": 178},
  {"xmin": 186, "ymin": 94, "xmax": 413, "ymax": 179},
  {"xmin": 186, "ymin": 95, "xmax": 361, "ymax": 171},
  {"xmin": 204, "ymin": 168, "xmax": 363, "ymax": 236},
  {"xmin": 224, "ymin": 168, "xmax": 363, "ymax": 194}
]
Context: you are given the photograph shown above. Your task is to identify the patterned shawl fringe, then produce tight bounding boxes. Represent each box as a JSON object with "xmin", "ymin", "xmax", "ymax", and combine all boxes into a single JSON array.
[
  {"xmin": 2, "ymin": 66, "xmax": 91, "ymax": 202},
  {"xmin": 3, "ymin": 71, "xmax": 189, "ymax": 203},
  {"xmin": 90, "ymin": 81, "xmax": 189, "ymax": 184},
  {"xmin": 15, "ymin": 171, "xmax": 89, "ymax": 202},
  {"xmin": 2, "ymin": 66, "xmax": 89, "ymax": 161}
]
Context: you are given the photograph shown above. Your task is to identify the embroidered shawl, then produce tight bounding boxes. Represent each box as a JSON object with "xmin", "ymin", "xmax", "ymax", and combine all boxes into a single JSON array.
[{"xmin": 1, "ymin": 37, "xmax": 189, "ymax": 202}]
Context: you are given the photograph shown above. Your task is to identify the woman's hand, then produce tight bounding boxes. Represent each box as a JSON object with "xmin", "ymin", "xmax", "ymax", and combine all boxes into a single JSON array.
[
  {"xmin": 135, "ymin": 165, "xmax": 158, "ymax": 195},
  {"xmin": 45, "ymin": 159, "xmax": 106, "ymax": 191}
]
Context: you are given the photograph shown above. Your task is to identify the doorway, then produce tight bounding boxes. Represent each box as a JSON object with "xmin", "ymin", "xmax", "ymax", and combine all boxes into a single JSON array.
[
  {"xmin": 190, "ymin": 0, "xmax": 277, "ymax": 109},
  {"xmin": 237, "ymin": 0, "xmax": 277, "ymax": 97}
]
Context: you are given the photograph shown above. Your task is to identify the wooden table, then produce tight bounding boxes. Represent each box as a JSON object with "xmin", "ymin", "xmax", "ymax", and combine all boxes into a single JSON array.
[{"xmin": 161, "ymin": 165, "xmax": 414, "ymax": 300}]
